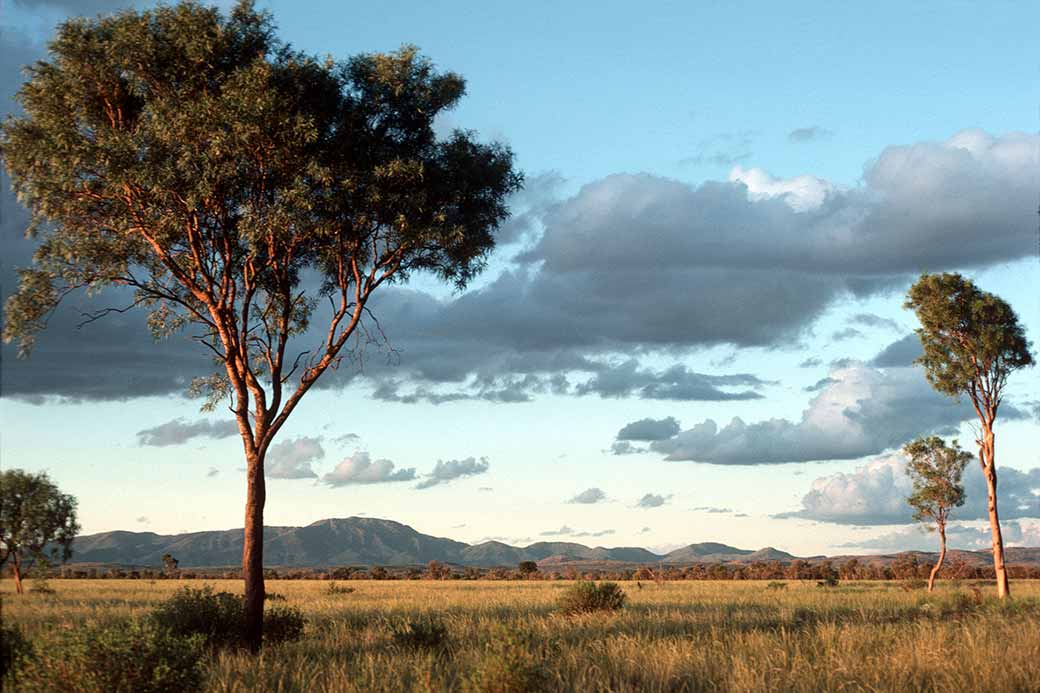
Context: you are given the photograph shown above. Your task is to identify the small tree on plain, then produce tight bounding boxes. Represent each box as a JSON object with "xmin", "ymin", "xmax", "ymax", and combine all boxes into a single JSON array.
[
  {"xmin": 903, "ymin": 436, "xmax": 971, "ymax": 592},
  {"xmin": 0, "ymin": 2, "xmax": 519, "ymax": 648},
  {"xmin": 905, "ymin": 273, "xmax": 1034, "ymax": 598},
  {"xmin": 161, "ymin": 553, "xmax": 180, "ymax": 576},
  {"xmin": 517, "ymin": 560, "xmax": 538, "ymax": 577},
  {"xmin": 0, "ymin": 469, "xmax": 80, "ymax": 594}
]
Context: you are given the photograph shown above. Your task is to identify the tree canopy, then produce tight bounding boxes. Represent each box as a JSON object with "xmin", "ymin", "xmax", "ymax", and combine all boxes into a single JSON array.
[
  {"xmin": 0, "ymin": 469, "xmax": 80, "ymax": 594},
  {"xmin": 0, "ymin": 0, "xmax": 521, "ymax": 645},
  {"xmin": 904, "ymin": 272, "xmax": 1032, "ymax": 418},
  {"xmin": 1, "ymin": 1, "xmax": 521, "ymax": 444},
  {"xmin": 903, "ymin": 436, "xmax": 970, "ymax": 528}
]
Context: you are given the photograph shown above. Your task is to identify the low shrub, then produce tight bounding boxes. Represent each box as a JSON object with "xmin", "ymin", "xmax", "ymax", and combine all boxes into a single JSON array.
[
  {"xmin": 151, "ymin": 585, "xmax": 305, "ymax": 650},
  {"xmin": 766, "ymin": 581, "xmax": 788, "ymax": 591},
  {"xmin": 264, "ymin": 592, "xmax": 287, "ymax": 601},
  {"xmin": 901, "ymin": 579, "xmax": 928, "ymax": 592},
  {"xmin": 557, "ymin": 581, "xmax": 626, "ymax": 615},
  {"xmin": 1, "ymin": 624, "xmax": 34, "ymax": 678},
  {"xmin": 264, "ymin": 604, "xmax": 306, "ymax": 644},
  {"xmin": 388, "ymin": 614, "xmax": 449, "ymax": 650},
  {"xmin": 18, "ymin": 620, "xmax": 204, "ymax": 693}
]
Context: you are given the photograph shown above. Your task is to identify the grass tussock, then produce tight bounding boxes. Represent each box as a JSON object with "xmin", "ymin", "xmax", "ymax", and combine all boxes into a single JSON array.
[{"xmin": 2, "ymin": 579, "xmax": 1039, "ymax": 692}]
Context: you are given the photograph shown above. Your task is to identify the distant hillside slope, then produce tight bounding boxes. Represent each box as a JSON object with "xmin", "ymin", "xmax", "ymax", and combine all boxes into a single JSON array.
[{"xmin": 65, "ymin": 517, "xmax": 1040, "ymax": 569}]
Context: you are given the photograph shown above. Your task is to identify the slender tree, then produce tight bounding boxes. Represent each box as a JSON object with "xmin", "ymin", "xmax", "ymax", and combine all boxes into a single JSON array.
[
  {"xmin": 903, "ymin": 436, "xmax": 971, "ymax": 592},
  {"xmin": 905, "ymin": 273, "xmax": 1034, "ymax": 598},
  {"xmin": 1, "ymin": 2, "xmax": 520, "ymax": 647},
  {"xmin": 0, "ymin": 470, "xmax": 80, "ymax": 594}
]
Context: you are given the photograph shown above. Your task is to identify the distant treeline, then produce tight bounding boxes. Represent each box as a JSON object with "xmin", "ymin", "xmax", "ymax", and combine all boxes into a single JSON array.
[{"xmin": 37, "ymin": 556, "xmax": 1040, "ymax": 582}]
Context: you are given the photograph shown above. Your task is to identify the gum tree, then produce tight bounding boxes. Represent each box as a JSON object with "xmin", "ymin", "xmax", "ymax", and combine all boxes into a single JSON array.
[
  {"xmin": 1, "ymin": 2, "xmax": 520, "ymax": 647},
  {"xmin": 905, "ymin": 273, "xmax": 1033, "ymax": 598},
  {"xmin": 0, "ymin": 469, "xmax": 80, "ymax": 594},
  {"xmin": 902, "ymin": 436, "xmax": 971, "ymax": 592}
]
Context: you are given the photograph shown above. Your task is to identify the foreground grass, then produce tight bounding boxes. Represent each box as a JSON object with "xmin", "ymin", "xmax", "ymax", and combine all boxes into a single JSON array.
[{"xmin": 4, "ymin": 579, "xmax": 1040, "ymax": 692}]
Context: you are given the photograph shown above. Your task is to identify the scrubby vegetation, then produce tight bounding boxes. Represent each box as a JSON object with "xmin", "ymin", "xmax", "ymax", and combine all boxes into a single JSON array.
[
  {"xmin": 556, "ymin": 581, "xmax": 627, "ymax": 615},
  {"xmin": 3, "ymin": 579, "xmax": 1040, "ymax": 691},
  {"xmin": 13, "ymin": 620, "xmax": 204, "ymax": 693},
  {"xmin": 151, "ymin": 585, "xmax": 304, "ymax": 649}
]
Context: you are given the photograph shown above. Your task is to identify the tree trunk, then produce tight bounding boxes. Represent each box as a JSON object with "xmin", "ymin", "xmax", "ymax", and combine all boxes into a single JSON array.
[
  {"xmin": 242, "ymin": 450, "xmax": 266, "ymax": 652},
  {"xmin": 12, "ymin": 555, "xmax": 23, "ymax": 595},
  {"xmin": 928, "ymin": 524, "xmax": 946, "ymax": 592},
  {"xmin": 981, "ymin": 427, "xmax": 1010, "ymax": 599}
]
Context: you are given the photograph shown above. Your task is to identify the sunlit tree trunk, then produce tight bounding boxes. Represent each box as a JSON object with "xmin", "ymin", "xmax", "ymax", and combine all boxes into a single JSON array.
[
  {"xmin": 981, "ymin": 427, "xmax": 1009, "ymax": 599},
  {"xmin": 12, "ymin": 555, "xmax": 24, "ymax": 595},
  {"xmin": 928, "ymin": 522, "xmax": 946, "ymax": 592},
  {"xmin": 242, "ymin": 449, "xmax": 267, "ymax": 652}
]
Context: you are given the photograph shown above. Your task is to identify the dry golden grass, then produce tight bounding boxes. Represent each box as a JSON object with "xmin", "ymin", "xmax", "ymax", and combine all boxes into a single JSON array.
[{"xmin": 4, "ymin": 578, "xmax": 1040, "ymax": 692}]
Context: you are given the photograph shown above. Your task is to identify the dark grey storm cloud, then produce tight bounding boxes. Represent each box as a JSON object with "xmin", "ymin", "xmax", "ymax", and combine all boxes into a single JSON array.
[
  {"xmin": 321, "ymin": 451, "xmax": 416, "ymax": 486},
  {"xmin": 636, "ymin": 493, "xmax": 670, "ymax": 508},
  {"xmin": 2, "ymin": 103, "xmax": 1035, "ymax": 402},
  {"xmin": 567, "ymin": 487, "xmax": 607, "ymax": 504},
  {"xmin": 831, "ymin": 328, "xmax": 864, "ymax": 342},
  {"xmin": 777, "ymin": 453, "xmax": 1040, "ymax": 525},
  {"xmin": 415, "ymin": 456, "xmax": 490, "ymax": 489},
  {"xmin": 574, "ymin": 361, "xmax": 767, "ymax": 401},
  {"xmin": 610, "ymin": 441, "xmax": 646, "ymax": 455},
  {"xmin": 644, "ymin": 364, "xmax": 1026, "ymax": 465},
  {"xmin": 136, "ymin": 418, "xmax": 238, "ymax": 447},
  {"xmin": 11, "ymin": 0, "xmax": 147, "ymax": 11},
  {"xmin": 869, "ymin": 334, "xmax": 923, "ymax": 368},
  {"xmin": 266, "ymin": 436, "xmax": 324, "ymax": 480},
  {"xmin": 788, "ymin": 126, "xmax": 833, "ymax": 143},
  {"xmin": 848, "ymin": 313, "xmax": 900, "ymax": 331},
  {"xmin": 616, "ymin": 417, "xmax": 681, "ymax": 441},
  {"xmin": 803, "ymin": 377, "xmax": 837, "ymax": 392}
]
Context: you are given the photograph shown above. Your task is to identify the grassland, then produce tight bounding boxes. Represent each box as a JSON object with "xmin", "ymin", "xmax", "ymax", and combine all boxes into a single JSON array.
[{"xmin": 4, "ymin": 578, "xmax": 1040, "ymax": 692}]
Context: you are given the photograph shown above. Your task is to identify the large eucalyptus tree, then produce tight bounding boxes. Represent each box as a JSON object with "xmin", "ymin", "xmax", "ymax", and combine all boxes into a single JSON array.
[
  {"xmin": 1, "ymin": 1, "xmax": 520, "ymax": 647},
  {"xmin": 905, "ymin": 273, "xmax": 1033, "ymax": 598}
]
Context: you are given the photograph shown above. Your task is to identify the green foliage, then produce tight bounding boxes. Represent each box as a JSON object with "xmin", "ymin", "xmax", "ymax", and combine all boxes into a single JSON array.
[
  {"xmin": 556, "ymin": 581, "xmax": 627, "ymax": 615},
  {"xmin": 767, "ymin": 581, "xmax": 788, "ymax": 591},
  {"xmin": 17, "ymin": 620, "xmax": 204, "ymax": 693},
  {"xmin": 263, "ymin": 604, "xmax": 306, "ymax": 644},
  {"xmin": 517, "ymin": 560, "xmax": 538, "ymax": 576},
  {"xmin": 903, "ymin": 436, "xmax": 971, "ymax": 527},
  {"xmin": 388, "ymin": 614, "xmax": 449, "ymax": 650},
  {"xmin": 150, "ymin": 585, "xmax": 304, "ymax": 649},
  {"xmin": 0, "ymin": 469, "xmax": 80, "ymax": 580},
  {"xmin": 0, "ymin": 623, "xmax": 34, "ymax": 678},
  {"xmin": 904, "ymin": 273, "xmax": 1033, "ymax": 405},
  {"xmin": 0, "ymin": 0, "xmax": 521, "ymax": 402}
]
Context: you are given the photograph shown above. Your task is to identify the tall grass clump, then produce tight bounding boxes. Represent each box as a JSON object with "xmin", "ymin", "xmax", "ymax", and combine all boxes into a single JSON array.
[
  {"xmin": 465, "ymin": 625, "xmax": 557, "ymax": 693},
  {"xmin": 17, "ymin": 620, "xmax": 204, "ymax": 693},
  {"xmin": 151, "ymin": 585, "xmax": 304, "ymax": 649},
  {"xmin": 556, "ymin": 581, "xmax": 626, "ymax": 615},
  {"xmin": 388, "ymin": 614, "xmax": 450, "ymax": 650}
]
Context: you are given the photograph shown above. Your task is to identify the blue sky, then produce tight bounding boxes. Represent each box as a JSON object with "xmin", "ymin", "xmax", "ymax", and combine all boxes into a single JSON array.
[{"xmin": 1, "ymin": 0, "xmax": 1038, "ymax": 556}]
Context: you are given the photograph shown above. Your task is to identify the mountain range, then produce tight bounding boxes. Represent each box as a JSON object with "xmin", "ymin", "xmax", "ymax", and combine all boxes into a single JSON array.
[
  {"xmin": 68, "ymin": 517, "xmax": 797, "ymax": 567},
  {"xmin": 66, "ymin": 516, "xmax": 1040, "ymax": 569}
]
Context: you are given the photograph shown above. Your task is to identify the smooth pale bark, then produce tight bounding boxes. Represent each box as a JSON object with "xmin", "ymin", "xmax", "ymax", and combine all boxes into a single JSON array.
[
  {"xmin": 980, "ymin": 428, "xmax": 1010, "ymax": 598},
  {"xmin": 927, "ymin": 524, "xmax": 946, "ymax": 592},
  {"xmin": 242, "ymin": 451, "xmax": 267, "ymax": 652}
]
